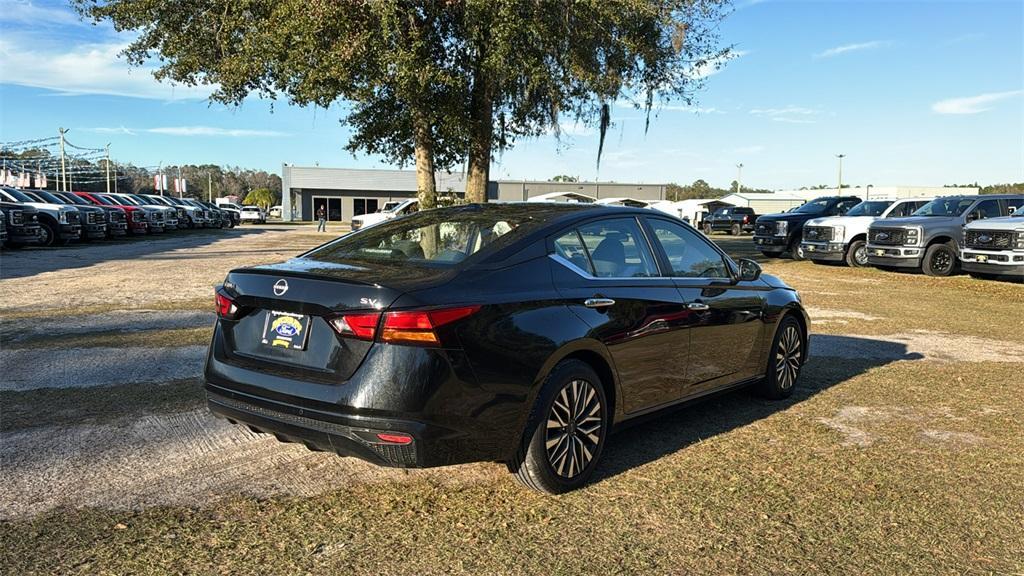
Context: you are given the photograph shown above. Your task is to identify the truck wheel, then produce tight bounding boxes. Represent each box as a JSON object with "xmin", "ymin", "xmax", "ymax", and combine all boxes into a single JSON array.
[
  {"xmin": 38, "ymin": 221, "xmax": 57, "ymax": 247},
  {"xmin": 922, "ymin": 242, "xmax": 959, "ymax": 277},
  {"xmin": 730, "ymin": 223, "xmax": 741, "ymax": 236},
  {"xmin": 790, "ymin": 240, "xmax": 807, "ymax": 261},
  {"xmin": 703, "ymin": 223, "xmax": 712, "ymax": 235},
  {"xmin": 845, "ymin": 240, "xmax": 869, "ymax": 267}
]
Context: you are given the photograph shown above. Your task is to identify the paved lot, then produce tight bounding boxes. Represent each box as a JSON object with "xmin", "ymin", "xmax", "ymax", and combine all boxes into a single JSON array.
[{"xmin": 2, "ymin": 227, "xmax": 1022, "ymax": 574}]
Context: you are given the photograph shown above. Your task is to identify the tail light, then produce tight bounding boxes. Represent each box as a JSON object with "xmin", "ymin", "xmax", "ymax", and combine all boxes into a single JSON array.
[
  {"xmin": 329, "ymin": 305, "xmax": 480, "ymax": 346},
  {"xmin": 215, "ymin": 288, "xmax": 238, "ymax": 319},
  {"xmin": 743, "ymin": 215, "xmax": 749, "ymax": 224}
]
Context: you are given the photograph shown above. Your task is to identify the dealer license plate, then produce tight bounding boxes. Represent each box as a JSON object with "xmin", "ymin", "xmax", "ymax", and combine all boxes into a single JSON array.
[{"xmin": 261, "ymin": 310, "xmax": 312, "ymax": 350}]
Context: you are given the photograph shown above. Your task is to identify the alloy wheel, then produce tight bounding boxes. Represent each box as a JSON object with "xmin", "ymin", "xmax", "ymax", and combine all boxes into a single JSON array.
[
  {"xmin": 854, "ymin": 245, "xmax": 868, "ymax": 266},
  {"xmin": 775, "ymin": 325, "xmax": 802, "ymax": 389},
  {"xmin": 545, "ymin": 379, "xmax": 603, "ymax": 478},
  {"xmin": 931, "ymin": 250, "xmax": 952, "ymax": 273}
]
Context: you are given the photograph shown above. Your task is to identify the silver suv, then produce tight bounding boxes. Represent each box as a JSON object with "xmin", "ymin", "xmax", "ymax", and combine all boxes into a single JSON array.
[{"xmin": 866, "ymin": 194, "xmax": 1024, "ymax": 276}]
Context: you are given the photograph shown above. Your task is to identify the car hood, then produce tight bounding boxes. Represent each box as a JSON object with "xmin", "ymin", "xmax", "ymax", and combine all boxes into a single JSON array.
[
  {"xmin": 352, "ymin": 213, "xmax": 389, "ymax": 224},
  {"xmin": 805, "ymin": 215, "xmax": 877, "ymax": 227},
  {"xmin": 22, "ymin": 201, "xmax": 71, "ymax": 212},
  {"xmin": 873, "ymin": 216, "xmax": 954, "ymax": 227},
  {"xmin": 759, "ymin": 273, "xmax": 793, "ymax": 290},
  {"xmin": 964, "ymin": 216, "xmax": 1024, "ymax": 231},
  {"xmin": 757, "ymin": 212, "xmax": 819, "ymax": 223}
]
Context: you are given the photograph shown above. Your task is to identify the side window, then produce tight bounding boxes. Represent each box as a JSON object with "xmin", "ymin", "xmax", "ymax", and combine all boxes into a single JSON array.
[
  {"xmin": 647, "ymin": 219, "xmax": 730, "ymax": 278},
  {"xmin": 576, "ymin": 218, "xmax": 659, "ymax": 278},
  {"xmin": 552, "ymin": 229, "xmax": 593, "ymax": 275},
  {"xmin": 834, "ymin": 199, "xmax": 860, "ymax": 215},
  {"xmin": 1006, "ymin": 198, "xmax": 1023, "ymax": 214},
  {"xmin": 971, "ymin": 199, "xmax": 1001, "ymax": 220},
  {"xmin": 889, "ymin": 202, "xmax": 913, "ymax": 217}
]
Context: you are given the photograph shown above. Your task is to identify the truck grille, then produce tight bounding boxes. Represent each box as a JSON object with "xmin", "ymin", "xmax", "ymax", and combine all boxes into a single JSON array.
[
  {"xmin": 66, "ymin": 211, "xmax": 80, "ymax": 224},
  {"xmin": 111, "ymin": 211, "xmax": 126, "ymax": 223},
  {"xmin": 9, "ymin": 209, "xmax": 24, "ymax": 225},
  {"xmin": 150, "ymin": 212, "xmax": 164, "ymax": 223},
  {"xmin": 86, "ymin": 212, "xmax": 97, "ymax": 224},
  {"xmin": 803, "ymin": 226, "xmax": 833, "ymax": 242},
  {"xmin": 755, "ymin": 222, "xmax": 773, "ymax": 236},
  {"xmin": 869, "ymin": 228, "xmax": 906, "ymax": 245},
  {"xmin": 965, "ymin": 229, "xmax": 1014, "ymax": 251}
]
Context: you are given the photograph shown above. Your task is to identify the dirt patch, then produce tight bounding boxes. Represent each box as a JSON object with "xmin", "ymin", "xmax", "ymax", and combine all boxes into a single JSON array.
[
  {"xmin": 0, "ymin": 408, "xmax": 499, "ymax": 520},
  {"xmin": 1, "ymin": 346, "xmax": 206, "ymax": 391},
  {"xmin": 817, "ymin": 406, "xmax": 988, "ymax": 448},
  {"xmin": 920, "ymin": 429, "xmax": 984, "ymax": 447}
]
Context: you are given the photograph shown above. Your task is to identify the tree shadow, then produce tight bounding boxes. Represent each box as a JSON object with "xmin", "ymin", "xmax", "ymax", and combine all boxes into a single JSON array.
[
  {"xmin": 1, "ymin": 226, "xmax": 286, "ymax": 280},
  {"xmin": 592, "ymin": 335, "xmax": 923, "ymax": 484}
]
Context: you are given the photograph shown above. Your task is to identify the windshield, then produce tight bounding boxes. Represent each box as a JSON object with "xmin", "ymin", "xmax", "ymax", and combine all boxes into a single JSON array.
[
  {"xmin": 58, "ymin": 193, "xmax": 89, "ymax": 206},
  {"xmin": 793, "ymin": 199, "xmax": 832, "ymax": 214},
  {"xmin": 913, "ymin": 197, "xmax": 975, "ymax": 217},
  {"xmin": 111, "ymin": 195, "xmax": 140, "ymax": 206},
  {"xmin": 846, "ymin": 201, "xmax": 892, "ymax": 217},
  {"xmin": 2, "ymin": 188, "xmax": 36, "ymax": 203},
  {"xmin": 305, "ymin": 210, "xmax": 530, "ymax": 267},
  {"xmin": 35, "ymin": 190, "xmax": 71, "ymax": 204},
  {"xmin": 90, "ymin": 194, "xmax": 115, "ymax": 206},
  {"xmin": 382, "ymin": 202, "xmax": 402, "ymax": 212},
  {"xmin": 144, "ymin": 196, "xmax": 170, "ymax": 205}
]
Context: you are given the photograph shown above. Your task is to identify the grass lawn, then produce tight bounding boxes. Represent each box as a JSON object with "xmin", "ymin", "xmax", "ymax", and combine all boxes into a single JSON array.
[{"xmin": 1, "ymin": 233, "xmax": 1022, "ymax": 575}]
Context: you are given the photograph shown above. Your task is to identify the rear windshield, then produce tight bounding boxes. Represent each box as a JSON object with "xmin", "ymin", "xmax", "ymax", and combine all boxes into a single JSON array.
[
  {"xmin": 846, "ymin": 201, "xmax": 892, "ymax": 217},
  {"xmin": 305, "ymin": 210, "xmax": 530, "ymax": 266}
]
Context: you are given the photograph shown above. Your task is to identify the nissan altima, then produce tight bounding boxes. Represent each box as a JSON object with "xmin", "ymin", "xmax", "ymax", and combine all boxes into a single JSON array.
[{"xmin": 205, "ymin": 204, "xmax": 809, "ymax": 493}]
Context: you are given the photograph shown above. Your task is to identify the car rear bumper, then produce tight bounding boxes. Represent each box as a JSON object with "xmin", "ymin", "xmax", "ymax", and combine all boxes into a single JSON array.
[
  {"xmin": 801, "ymin": 241, "xmax": 845, "ymax": 261},
  {"xmin": 204, "ymin": 325, "xmax": 516, "ymax": 468}
]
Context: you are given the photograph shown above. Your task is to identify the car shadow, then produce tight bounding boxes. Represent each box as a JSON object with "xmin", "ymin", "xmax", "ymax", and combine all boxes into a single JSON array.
[
  {"xmin": 592, "ymin": 335, "xmax": 924, "ymax": 485},
  {"xmin": 0, "ymin": 226, "xmax": 281, "ymax": 280}
]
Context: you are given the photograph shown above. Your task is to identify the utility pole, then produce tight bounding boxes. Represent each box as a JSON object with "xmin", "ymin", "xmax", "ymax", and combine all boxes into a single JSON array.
[
  {"xmin": 177, "ymin": 166, "xmax": 183, "ymax": 198},
  {"xmin": 736, "ymin": 163, "xmax": 744, "ymax": 194},
  {"xmin": 59, "ymin": 128, "xmax": 69, "ymax": 192},
  {"xmin": 105, "ymin": 144, "xmax": 111, "ymax": 193},
  {"xmin": 208, "ymin": 172, "xmax": 213, "ymax": 202},
  {"xmin": 157, "ymin": 162, "xmax": 163, "ymax": 196},
  {"xmin": 836, "ymin": 154, "xmax": 846, "ymax": 192}
]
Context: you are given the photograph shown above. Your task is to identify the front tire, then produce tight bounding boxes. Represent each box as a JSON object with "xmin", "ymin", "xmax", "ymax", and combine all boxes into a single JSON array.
[
  {"xmin": 922, "ymin": 242, "xmax": 958, "ymax": 277},
  {"xmin": 38, "ymin": 221, "xmax": 56, "ymax": 247},
  {"xmin": 703, "ymin": 223, "xmax": 712, "ymax": 235},
  {"xmin": 790, "ymin": 240, "xmax": 807, "ymax": 261},
  {"xmin": 755, "ymin": 315, "xmax": 805, "ymax": 399},
  {"xmin": 846, "ymin": 240, "xmax": 869, "ymax": 267},
  {"xmin": 508, "ymin": 360, "xmax": 608, "ymax": 494}
]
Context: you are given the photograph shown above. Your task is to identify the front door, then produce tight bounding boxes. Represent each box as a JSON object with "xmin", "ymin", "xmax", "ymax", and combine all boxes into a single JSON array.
[
  {"xmin": 643, "ymin": 217, "xmax": 767, "ymax": 390},
  {"xmin": 550, "ymin": 217, "xmax": 691, "ymax": 414}
]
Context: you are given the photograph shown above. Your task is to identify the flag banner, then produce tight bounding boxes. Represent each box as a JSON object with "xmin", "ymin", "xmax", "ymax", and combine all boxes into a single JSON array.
[
  {"xmin": 162, "ymin": 174, "xmax": 168, "ymax": 191},
  {"xmin": 173, "ymin": 178, "xmax": 179, "ymax": 194},
  {"xmin": 154, "ymin": 174, "xmax": 161, "ymax": 191},
  {"xmin": 181, "ymin": 178, "xmax": 187, "ymax": 193}
]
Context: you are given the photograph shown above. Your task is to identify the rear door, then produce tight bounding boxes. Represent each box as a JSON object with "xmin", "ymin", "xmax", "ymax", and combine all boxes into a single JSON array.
[
  {"xmin": 643, "ymin": 216, "xmax": 767, "ymax": 390},
  {"xmin": 549, "ymin": 216, "xmax": 691, "ymax": 414}
]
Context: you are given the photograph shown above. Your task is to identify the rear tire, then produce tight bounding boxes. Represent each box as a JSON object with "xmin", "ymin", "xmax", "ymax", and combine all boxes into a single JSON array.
[
  {"xmin": 755, "ymin": 315, "xmax": 805, "ymax": 400},
  {"xmin": 845, "ymin": 240, "xmax": 868, "ymax": 267},
  {"xmin": 508, "ymin": 359, "xmax": 608, "ymax": 494},
  {"xmin": 922, "ymin": 242, "xmax": 959, "ymax": 277},
  {"xmin": 730, "ymin": 223, "xmax": 741, "ymax": 236}
]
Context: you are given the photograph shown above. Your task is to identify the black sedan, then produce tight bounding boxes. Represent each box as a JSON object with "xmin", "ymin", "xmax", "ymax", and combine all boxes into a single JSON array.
[{"xmin": 205, "ymin": 204, "xmax": 809, "ymax": 493}]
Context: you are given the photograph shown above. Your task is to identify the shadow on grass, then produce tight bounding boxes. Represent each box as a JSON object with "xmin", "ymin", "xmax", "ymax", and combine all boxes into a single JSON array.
[
  {"xmin": 1, "ymin": 226, "xmax": 276, "ymax": 280},
  {"xmin": 593, "ymin": 335, "xmax": 922, "ymax": 484}
]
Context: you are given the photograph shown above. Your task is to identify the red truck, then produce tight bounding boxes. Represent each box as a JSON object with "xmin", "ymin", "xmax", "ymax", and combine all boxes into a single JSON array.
[{"xmin": 74, "ymin": 191, "xmax": 149, "ymax": 235}]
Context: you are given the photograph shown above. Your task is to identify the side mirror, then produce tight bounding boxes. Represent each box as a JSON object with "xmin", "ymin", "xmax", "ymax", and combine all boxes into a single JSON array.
[
  {"xmin": 965, "ymin": 211, "xmax": 980, "ymax": 223},
  {"xmin": 736, "ymin": 258, "xmax": 762, "ymax": 282}
]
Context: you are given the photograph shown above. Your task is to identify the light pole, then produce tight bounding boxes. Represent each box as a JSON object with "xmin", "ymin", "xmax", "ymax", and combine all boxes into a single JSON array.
[
  {"xmin": 836, "ymin": 154, "xmax": 846, "ymax": 192},
  {"xmin": 736, "ymin": 163, "xmax": 744, "ymax": 194}
]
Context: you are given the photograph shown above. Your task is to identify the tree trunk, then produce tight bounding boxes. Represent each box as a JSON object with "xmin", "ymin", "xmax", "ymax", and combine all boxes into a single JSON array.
[
  {"xmin": 412, "ymin": 110, "xmax": 439, "ymax": 257},
  {"xmin": 465, "ymin": 65, "xmax": 493, "ymax": 204}
]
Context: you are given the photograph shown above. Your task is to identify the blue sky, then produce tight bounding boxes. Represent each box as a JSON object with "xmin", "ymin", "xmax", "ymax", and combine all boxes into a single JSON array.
[{"xmin": 0, "ymin": 0, "xmax": 1021, "ymax": 190}]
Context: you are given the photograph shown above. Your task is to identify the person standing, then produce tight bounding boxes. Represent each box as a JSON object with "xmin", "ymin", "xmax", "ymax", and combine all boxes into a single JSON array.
[{"xmin": 316, "ymin": 205, "xmax": 326, "ymax": 232}]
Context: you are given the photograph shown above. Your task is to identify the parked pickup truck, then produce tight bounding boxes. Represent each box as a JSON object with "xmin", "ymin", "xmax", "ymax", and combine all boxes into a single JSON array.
[
  {"xmin": 702, "ymin": 206, "xmax": 757, "ymax": 235},
  {"xmin": 753, "ymin": 196, "xmax": 862, "ymax": 260},
  {"xmin": 0, "ymin": 186, "xmax": 81, "ymax": 246},
  {"xmin": 800, "ymin": 198, "xmax": 931, "ymax": 267},
  {"xmin": 960, "ymin": 209, "xmax": 1024, "ymax": 280},
  {"xmin": 1, "ymin": 201, "xmax": 43, "ymax": 248},
  {"xmin": 866, "ymin": 194, "xmax": 1024, "ymax": 276},
  {"xmin": 350, "ymin": 198, "xmax": 419, "ymax": 231}
]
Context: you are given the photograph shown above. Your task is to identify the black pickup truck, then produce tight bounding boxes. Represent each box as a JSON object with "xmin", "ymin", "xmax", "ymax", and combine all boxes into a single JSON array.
[
  {"xmin": 753, "ymin": 196, "xmax": 862, "ymax": 260},
  {"xmin": 703, "ymin": 206, "xmax": 757, "ymax": 235},
  {"xmin": 1, "ymin": 201, "xmax": 43, "ymax": 248}
]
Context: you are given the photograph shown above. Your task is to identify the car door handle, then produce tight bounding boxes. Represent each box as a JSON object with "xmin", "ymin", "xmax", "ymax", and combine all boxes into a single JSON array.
[
  {"xmin": 687, "ymin": 302, "xmax": 710, "ymax": 311},
  {"xmin": 584, "ymin": 298, "xmax": 616, "ymax": 308}
]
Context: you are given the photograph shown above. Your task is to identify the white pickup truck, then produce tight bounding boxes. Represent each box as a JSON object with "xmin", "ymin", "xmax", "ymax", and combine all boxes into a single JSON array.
[
  {"xmin": 800, "ymin": 198, "xmax": 931, "ymax": 267},
  {"xmin": 350, "ymin": 199, "xmax": 418, "ymax": 231},
  {"xmin": 961, "ymin": 210, "xmax": 1024, "ymax": 280}
]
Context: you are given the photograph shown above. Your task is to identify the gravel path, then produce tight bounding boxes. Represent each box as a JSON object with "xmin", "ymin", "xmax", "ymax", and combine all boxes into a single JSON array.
[{"xmin": 1, "ymin": 346, "xmax": 206, "ymax": 391}]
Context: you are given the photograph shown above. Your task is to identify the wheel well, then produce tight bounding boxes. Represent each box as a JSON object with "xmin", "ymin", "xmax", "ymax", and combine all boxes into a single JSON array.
[
  {"xmin": 928, "ymin": 235, "xmax": 954, "ymax": 247},
  {"xmin": 850, "ymin": 233, "xmax": 867, "ymax": 243},
  {"xmin": 562, "ymin": 350, "xmax": 617, "ymax": 418}
]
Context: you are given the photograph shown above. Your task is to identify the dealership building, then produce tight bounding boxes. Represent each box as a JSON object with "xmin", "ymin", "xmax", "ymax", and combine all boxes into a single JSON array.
[{"xmin": 280, "ymin": 165, "xmax": 668, "ymax": 222}]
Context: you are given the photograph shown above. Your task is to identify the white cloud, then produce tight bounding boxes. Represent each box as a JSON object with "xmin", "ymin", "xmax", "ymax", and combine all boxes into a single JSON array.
[
  {"xmin": 931, "ymin": 90, "xmax": 1024, "ymax": 115},
  {"xmin": 814, "ymin": 41, "xmax": 890, "ymax": 59},
  {"xmin": 86, "ymin": 125, "xmax": 289, "ymax": 137},
  {"xmin": 749, "ymin": 106, "xmax": 822, "ymax": 124},
  {"xmin": 0, "ymin": 37, "xmax": 213, "ymax": 100},
  {"xmin": 690, "ymin": 50, "xmax": 749, "ymax": 80},
  {"xmin": 732, "ymin": 145, "xmax": 765, "ymax": 155},
  {"xmin": 0, "ymin": 1, "xmax": 84, "ymax": 26}
]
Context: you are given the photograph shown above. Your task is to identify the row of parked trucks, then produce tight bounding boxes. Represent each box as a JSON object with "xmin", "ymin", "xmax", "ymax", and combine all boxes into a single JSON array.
[
  {"xmin": 721, "ymin": 192, "xmax": 1023, "ymax": 280},
  {"xmin": 0, "ymin": 187, "xmax": 242, "ymax": 248}
]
